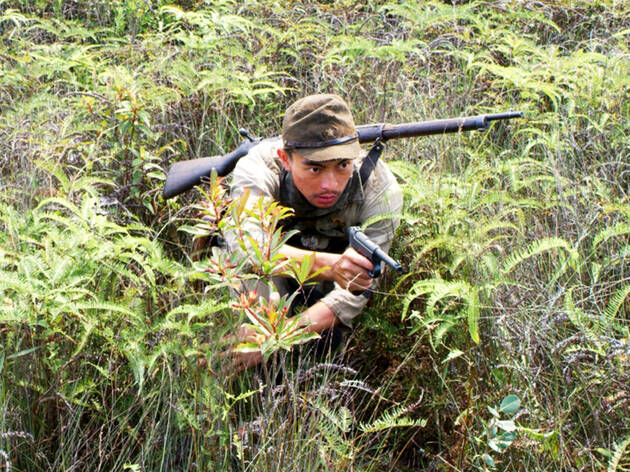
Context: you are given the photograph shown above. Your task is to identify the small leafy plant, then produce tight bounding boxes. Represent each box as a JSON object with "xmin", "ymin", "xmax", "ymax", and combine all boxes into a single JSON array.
[
  {"xmin": 479, "ymin": 394, "xmax": 521, "ymax": 469},
  {"xmin": 183, "ymin": 173, "xmax": 324, "ymax": 362}
]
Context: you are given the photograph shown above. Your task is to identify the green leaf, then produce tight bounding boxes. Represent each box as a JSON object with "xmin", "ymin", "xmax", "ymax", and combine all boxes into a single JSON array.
[
  {"xmin": 603, "ymin": 285, "xmax": 630, "ymax": 327},
  {"xmin": 8, "ymin": 346, "xmax": 40, "ymax": 359},
  {"xmin": 488, "ymin": 431, "xmax": 516, "ymax": 452},
  {"xmin": 592, "ymin": 223, "xmax": 630, "ymax": 251},
  {"xmin": 442, "ymin": 349, "xmax": 465, "ymax": 363},
  {"xmin": 607, "ymin": 434, "xmax": 630, "ymax": 472},
  {"xmin": 497, "ymin": 419, "xmax": 517, "ymax": 432},
  {"xmin": 499, "ymin": 394, "xmax": 521, "ymax": 415},
  {"xmin": 468, "ymin": 287, "xmax": 480, "ymax": 344},
  {"xmin": 501, "ymin": 237, "xmax": 577, "ymax": 276}
]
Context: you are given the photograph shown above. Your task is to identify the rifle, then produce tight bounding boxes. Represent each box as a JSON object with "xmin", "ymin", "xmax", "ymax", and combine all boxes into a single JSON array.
[{"xmin": 162, "ymin": 111, "xmax": 522, "ymax": 199}]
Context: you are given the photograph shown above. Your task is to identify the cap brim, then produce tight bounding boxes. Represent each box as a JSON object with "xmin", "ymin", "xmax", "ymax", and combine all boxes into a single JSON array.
[{"xmin": 296, "ymin": 139, "xmax": 361, "ymax": 162}]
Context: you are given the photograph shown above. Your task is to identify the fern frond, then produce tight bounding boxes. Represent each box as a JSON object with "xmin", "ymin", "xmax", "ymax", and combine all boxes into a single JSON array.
[
  {"xmin": 74, "ymin": 301, "xmax": 141, "ymax": 322},
  {"xmin": 431, "ymin": 318, "xmax": 457, "ymax": 349},
  {"xmin": 592, "ymin": 223, "xmax": 630, "ymax": 252},
  {"xmin": 564, "ymin": 287, "xmax": 586, "ymax": 330},
  {"xmin": 359, "ymin": 404, "xmax": 426, "ymax": 433},
  {"xmin": 164, "ymin": 299, "xmax": 228, "ymax": 323},
  {"xmin": 425, "ymin": 280, "xmax": 472, "ymax": 317},
  {"xmin": 415, "ymin": 235, "xmax": 460, "ymax": 258},
  {"xmin": 403, "ymin": 278, "xmax": 481, "ymax": 344},
  {"xmin": 427, "ymin": 280, "xmax": 480, "ymax": 344},
  {"xmin": 401, "ymin": 279, "xmax": 440, "ymax": 320},
  {"xmin": 501, "ymin": 237, "xmax": 578, "ymax": 276},
  {"xmin": 607, "ymin": 434, "xmax": 630, "ymax": 472},
  {"xmin": 312, "ymin": 402, "xmax": 352, "ymax": 434},
  {"xmin": 603, "ymin": 285, "xmax": 630, "ymax": 329},
  {"xmin": 0, "ymin": 272, "xmax": 33, "ymax": 295}
]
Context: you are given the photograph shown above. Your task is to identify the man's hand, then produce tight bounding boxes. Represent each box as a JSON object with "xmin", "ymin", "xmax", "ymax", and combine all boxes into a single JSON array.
[
  {"xmin": 277, "ymin": 245, "xmax": 373, "ymax": 293},
  {"xmin": 328, "ymin": 247, "xmax": 374, "ymax": 293},
  {"xmin": 222, "ymin": 301, "xmax": 339, "ymax": 374},
  {"xmin": 222, "ymin": 325, "xmax": 263, "ymax": 374}
]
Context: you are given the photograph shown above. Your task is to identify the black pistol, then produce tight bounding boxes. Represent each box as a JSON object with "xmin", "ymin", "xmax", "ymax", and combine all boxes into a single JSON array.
[{"xmin": 347, "ymin": 226, "xmax": 404, "ymax": 278}]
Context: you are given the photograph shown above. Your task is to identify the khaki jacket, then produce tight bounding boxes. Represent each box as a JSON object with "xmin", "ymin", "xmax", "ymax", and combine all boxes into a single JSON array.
[{"xmin": 224, "ymin": 139, "xmax": 403, "ymax": 327}]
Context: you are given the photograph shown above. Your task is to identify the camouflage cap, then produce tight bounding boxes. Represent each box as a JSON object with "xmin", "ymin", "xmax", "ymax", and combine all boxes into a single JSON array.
[{"xmin": 282, "ymin": 94, "xmax": 361, "ymax": 161}]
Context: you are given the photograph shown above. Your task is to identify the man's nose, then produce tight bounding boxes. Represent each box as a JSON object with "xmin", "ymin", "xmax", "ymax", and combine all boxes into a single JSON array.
[{"xmin": 320, "ymin": 170, "xmax": 338, "ymax": 190}]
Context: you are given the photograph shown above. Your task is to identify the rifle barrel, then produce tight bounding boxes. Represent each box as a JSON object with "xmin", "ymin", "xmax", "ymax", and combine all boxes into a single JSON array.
[
  {"xmin": 486, "ymin": 111, "xmax": 524, "ymax": 121},
  {"xmin": 357, "ymin": 112, "xmax": 523, "ymax": 143}
]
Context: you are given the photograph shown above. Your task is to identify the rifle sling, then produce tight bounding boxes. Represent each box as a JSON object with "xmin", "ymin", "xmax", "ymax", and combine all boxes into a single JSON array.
[{"xmin": 359, "ymin": 139, "xmax": 386, "ymax": 186}]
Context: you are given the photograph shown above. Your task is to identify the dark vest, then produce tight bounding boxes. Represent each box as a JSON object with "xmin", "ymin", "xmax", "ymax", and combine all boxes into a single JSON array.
[{"xmin": 278, "ymin": 169, "xmax": 363, "ymax": 253}]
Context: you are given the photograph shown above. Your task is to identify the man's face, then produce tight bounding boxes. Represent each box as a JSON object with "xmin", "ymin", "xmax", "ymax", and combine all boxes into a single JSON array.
[{"xmin": 278, "ymin": 149, "xmax": 354, "ymax": 208}]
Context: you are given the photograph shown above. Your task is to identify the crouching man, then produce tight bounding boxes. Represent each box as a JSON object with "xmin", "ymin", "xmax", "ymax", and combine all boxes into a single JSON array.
[{"xmin": 223, "ymin": 93, "xmax": 403, "ymax": 371}]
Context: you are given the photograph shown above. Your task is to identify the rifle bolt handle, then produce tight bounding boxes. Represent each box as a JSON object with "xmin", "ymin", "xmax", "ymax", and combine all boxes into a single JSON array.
[{"xmin": 239, "ymin": 129, "xmax": 255, "ymax": 142}]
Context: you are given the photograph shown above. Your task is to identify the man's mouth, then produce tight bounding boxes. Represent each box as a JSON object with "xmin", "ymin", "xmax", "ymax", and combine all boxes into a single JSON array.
[{"xmin": 313, "ymin": 193, "xmax": 339, "ymax": 206}]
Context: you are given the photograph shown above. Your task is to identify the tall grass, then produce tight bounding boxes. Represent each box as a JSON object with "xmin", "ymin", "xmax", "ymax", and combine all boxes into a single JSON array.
[{"xmin": 1, "ymin": 0, "xmax": 628, "ymax": 470}]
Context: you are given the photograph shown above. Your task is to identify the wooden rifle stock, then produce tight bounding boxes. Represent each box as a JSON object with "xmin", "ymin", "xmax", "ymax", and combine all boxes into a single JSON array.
[{"xmin": 162, "ymin": 111, "xmax": 522, "ymax": 199}]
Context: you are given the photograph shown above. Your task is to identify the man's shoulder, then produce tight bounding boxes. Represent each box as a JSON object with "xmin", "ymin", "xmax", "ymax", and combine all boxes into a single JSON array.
[
  {"xmin": 235, "ymin": 138, "xmax": 283, "ymax": 176},
  {"xmin": 360, "ymin": 158, "xmax": 399, "ymax": 192},
  {"xmin": 230, "ymin": 138, "xmax": 284, "ymax": 197}
]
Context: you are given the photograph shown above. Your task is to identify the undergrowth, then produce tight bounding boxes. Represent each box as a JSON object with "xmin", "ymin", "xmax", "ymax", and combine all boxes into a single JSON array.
[{"xmin": 1, "ymin": 0, "xmax": 628, "ymax": 470}]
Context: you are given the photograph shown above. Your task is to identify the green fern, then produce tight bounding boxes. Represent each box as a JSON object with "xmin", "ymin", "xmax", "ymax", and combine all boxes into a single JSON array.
[
  {"xmin": 564, "ymin": 287, "xmax": 587, "ymax": 331},
  {"xmin": 501, "ymin": 237, "xmax": 578, "ymax": 276},
  {"xmin": 603, "ymin": 285, "xmax": 630, "ymax": 329},
  {"xmin": 359, "ymin": 404, "xmax": 426, "ymax": 433},
  {"xmin": 607, "ymin": 435, "xmax": 630, "ymax": 472},
  {"xmin": 403, "ymin": 278, "xmax": 481, "ymax": 345},
  {"xmin": 592, "ymin": 223, "xmax": 630, "ymax": 252}
]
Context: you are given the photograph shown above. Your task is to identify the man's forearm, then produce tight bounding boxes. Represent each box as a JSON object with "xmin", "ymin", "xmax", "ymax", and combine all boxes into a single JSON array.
[{"xmin": 298, "ymin": 300, "xmax": 339, "ymax": 332}]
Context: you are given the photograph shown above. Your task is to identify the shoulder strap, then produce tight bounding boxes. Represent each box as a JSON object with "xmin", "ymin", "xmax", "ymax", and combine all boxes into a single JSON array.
[{"xmin": 359, "ymin": 139, "xmax": 386, "ymax": 186}]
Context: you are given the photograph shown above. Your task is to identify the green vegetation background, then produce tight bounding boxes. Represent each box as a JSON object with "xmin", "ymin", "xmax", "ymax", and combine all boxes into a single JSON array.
[{"xmin": 0, "ymin": 0, "xmax": 628, "ymax": 470}]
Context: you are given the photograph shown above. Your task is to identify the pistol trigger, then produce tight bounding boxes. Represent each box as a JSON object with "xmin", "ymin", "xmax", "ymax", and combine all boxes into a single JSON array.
[{"xmin": 368, "ymin": 262, "xmax": 382, "ymax": 278}]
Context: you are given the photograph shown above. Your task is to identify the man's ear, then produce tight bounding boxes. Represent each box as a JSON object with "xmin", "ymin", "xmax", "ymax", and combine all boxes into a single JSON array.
[{"xmin": 277, "ymin": 148, "xmax": 292, "ymax": 172}]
